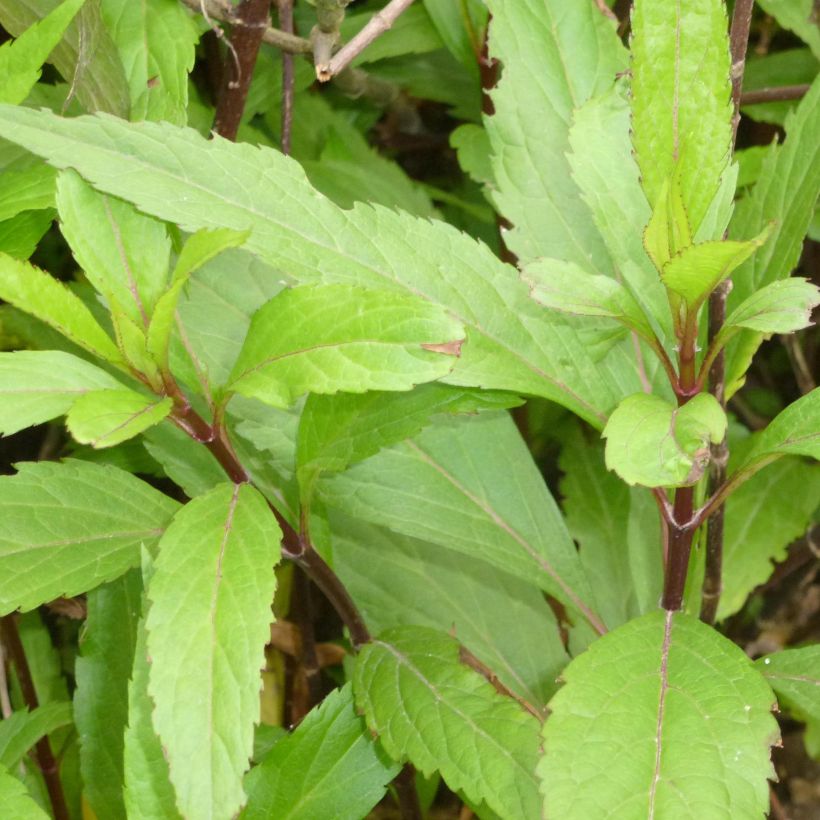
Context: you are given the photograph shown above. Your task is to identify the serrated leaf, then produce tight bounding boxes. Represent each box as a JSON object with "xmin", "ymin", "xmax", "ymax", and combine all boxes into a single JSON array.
[
  {"xmin": 756, "ymin": 0, "xmax": 820, "ymax": 59},
  {"xmin": 483, "ymin": 0, "xmax": 626, "ymax": 268},
  {"xmin": 0, "ymin": 459, "xmax": 178, "ymax": 614},
  {"xmin": 540, "ymin": 611, "xmax": 778, "ymax": 818},
  {"xmin": 0, "ymin": 703, "xmax": 73, "ymax": 770},
  {"xmin": 332, "ymin": 513, "xmax": 568, "ymax": 707},
  {"xmin": 319, "ymin": 411, "xmax": 604, "ymax": 635},
  {"xmin": 643, "ymin": 170, "xmax": 694, "ymax": 272},
  {"xmin": 661, "ymin": 229, "xmax": 771, "ymax": 310},
  {"xmin": 0, "ymin": 253, "xmax": 122, "ymax": 363},
  {"xmin": 603, "ymin": 393, "xmax": 727, "ymax": 488},
  {"xmin": 242, "ymin": 684, "xmax": 399, "ymax": 820},
  {"xmin": 0, "ymin": 164, "xmax": 56, "ymax": 222},
  {"xmin": 146, "ymin": 483, "xmax": 281, "ymax": 820},
  {"xmin": 297, "ymin": 384, "xmax": 520, "ymax": 505},
  {"xmin": 757, "ymin": 646, "xmax": 820, "ymax": 724},
  {"xmin": 0, "ymin": 0, "xmax": 85, "ymax": 105},
  {"xmin": 450, "ymin": 123, "xmax": 494, "ymax": 188},
  {"xmin": 631, "ymin": 0, "xmax": 733, "ymax": 233},
  {"xmin": 66, "ymin": 388, "xmax": 172, "ymax": 448},
  {"xmin": 0, "ymin": 350, "xmax": 123, "ymax": 436},
  {"xmin": 228, "ymin": 285, "xmax": 465, "ymax": 408},
  {"xmin": 724, "ymin": 277, "xmax": 820, "ymax": 335},
  {"xmin": 56, "ymin": 169, "xmax": 171, "ymax": 328},
  {"xmin": 74, "ymin": 570, "xmax": 142, "ymax": 820},
  {"xmin": 0, "ymin": 74, "xmax": 648, "ymax": 428},
  {"xmin": 354, "ymin": 626, "xmax": 542, "ymax": 820},
  {"xmin": 523, "ymin": 258, "xmax": 654, "ymax": 339},
  {"xmin": 99, "ymin": 0, "xmax": 198, "ymax": 125},
  {"xmin": 0, "ymin": 765, "xmax": 49, "ymax": 819}
]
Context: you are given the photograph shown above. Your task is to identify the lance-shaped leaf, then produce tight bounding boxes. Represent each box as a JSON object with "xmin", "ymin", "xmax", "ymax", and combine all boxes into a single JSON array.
[
  {"xmin": 67, "ymin": 389, "xmax": 172, "ymax": 449},
  {"xmin": 0, "ymin": 253, "xmax": 122, "ymax": 363},
  {"xmin": 661, "ymin": 230, "xmax": 771, "ymax": 311},
  {"xmin": 0, "ymin": 164, "xmax": 56, "ymax": 222},
  {"xmin": 319, "ymin": 411, "xmax": 605, "ymax": 635},
  {"xmin": 756, "ymin": 646, "xmax": 820, "ymax": 725},
  {"xmin": 0, "ymin": 105, "xmax": 646, "ymax": 428},
  {"xmin": 146, "ymin": 483, "xmax": 281, "ymax": 820},
  {"xmin": 56, "ymin": 169, "xmax": 171, "ymax": 328},
  {"xmin": 0, "ymin": 350, "xmax": 123, "ymax": 436},
  {"xmin": 354, "ymin": 626, "xmax": 542, "ymax": 820},
  {"xmin": 242, "ymin": 684, "xmax": 400, "ymax": 820},
  {"xmin": 0, "ymin": 702, "xmax": 73, "ymax": 769},
  {"xmin": 643, "ymin": 170, "xmax": 693, "ymax": 272},
  {"xmin": 523, "ymin": 259, "xmax": 654, "ymax": 340},
  {"xmin": 483, "ymin": 0, "xmax": 626, "ymax": 268},
  {"xmin": 74, "ymin": 571, "xmax": 142, "ymax": 820},
  {"xmin": 0, "ymin": 0, "xmax": 85, "ymax": 105},
  {"xmin": 722, "ymin": 277, "xmax": 820, "ymax": 336},
  {"xmin": 296, "ymin": 384, "xmax": 520, "ymax": 505},
  {"xmin": 99, "ymin": 0, "xmax": 198, "ymax": 125},
  {"xmin": 631, "ymin": 0, "xmax": 733, "ymax": 234},
  {"xmin": 0, "ymin": 765, "xmax": 50, "ymax": 819},
  {"xmin": 228, "ymin": 285, "xmax": 465, "ymax": 408},
  {"xmin": 0, "ymin": 459, "xmax": 178, "ymax": 614},
  {"xmin": 539, "ymin": 611, "xmax": 778, "ymax": 818},
  {"xmin": 603, "ymin": 393, "xmax": 727, "ymax": 487}
]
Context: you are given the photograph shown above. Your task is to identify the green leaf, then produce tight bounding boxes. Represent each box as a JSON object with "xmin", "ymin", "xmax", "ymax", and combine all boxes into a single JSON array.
[
  {"xmin": 0, "ymin": 459, "xmax": 178, "ymax": 614},
  {"xmin": 74, "ymin": 570, "xmax": 142, "ymax": 820},
  {"xmin": 631, "ymin": 0, "xmax": 733, "ymax": 233},
  {"xmin": 643, "ymin": 170, "xmax": 694, "ymax": 272},
  {"xmin": 0, "ymin": 350, "xmax": 122, "ymax": 436},
  {"xmin": 0, "ymin": 703, "xmax": 73, "ymax": 769},
  {"xmin": 523, "ymin": 258, "xmax": 653, "ymax": 339},
  {"xmin": 722, "ymin": 277, "xmax": 820, "ymax": 335},
  {"xmin": 756, "ymin": 0, "xmax": 820, "ymax": 59},
  {"xmin": 242, "ymin": 684, "xmax": 400, "ymax": 820},
  {"xmin": 742, "ymin": 49, "xmax": 819, "ymax": 126},
  {"xmin": 0, "ymin": 106, "xmax": 647, "ymax": 427},
  {"xmin": 0, "ymin": 164, "xmax": 56, "ymax": 222},
  {"xmin": 0, "ymin": 0, "xmax": 129, "ymax": 116},
  {"xmin": 0, "ymin": 210, "xmax": 53, "ymax": 260},
  {"xmin": 0, "ymin": 0, "xmax": 85, "ymax": 105},
  {"xmin": 603, "ymin": 393, "xmax": 728, "ymax": 487},
  {"xmin": 661, "ymin": 230, "xmax": 771, "ymax": 310},
  {"xmin": 421, "ymin": 0, "xmax": 486, "ymax": 72},
  {"xmin": 450, "ymin": 123, "xmax": 494, "ymax": 188},
  {"xmin": 0, "ymin": 765, "xmax": 49, "ymax": 819},
  {"xmin": 99, "ymin": 0, "xmax": 198, "ymax": 125},
  {"xmin": 756, "ymin": 646, "xmax": 820, "ymax": 724},
  {"xmin": 0, "ymin": 253, "xmax": 122, "ymax": 363},
  {"xmin": 297, "ymin": 384, "xmax": 520, "ymax": 504},
  {"xmin": 354, "ymin": 626, "xmax": 543, "ymax": 820},
  {"xmin": 719, "ymin": 456, "xmax": 820, "ymax": 620},
  {"xmin": 483, "ymin": 0, "xmax": 626, "ymax": 268},
  {"xmin": 331, "ymin": 513, "xmax": 568, "ymax": 707},
  {"xmin": 146, "ymin": 483, "xmax": 281, "ymax": 820},
  {"xmin": 540, "ymin": 611, "xmax": 778, "ymax": 818},
  {"xmin": 56, "ymin": 169, "xmax": 171, "ymax": 328},
  {"xmin": 228, "ymin": 285, "xmax": 465, "ymax": 408},
  {"xmin": 66, "ymin": 389, "xmax": 172, "ymax": 448},
  {"xmin": 319, "ymin": 411, "xmax": 604, "ymax": 634}
]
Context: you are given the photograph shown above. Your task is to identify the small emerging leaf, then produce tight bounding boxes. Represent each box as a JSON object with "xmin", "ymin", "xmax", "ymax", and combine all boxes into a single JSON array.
[
  {"xmin": 228, "ymin": 285, "xmax": 465, "ymax": 408},
  {"xmin": 643, "ymin": 171, "xmax": 693, "ymax": 272},
  {"xmin": 67, "ymin": 389, "xmax": 172, "ymax": 448},
  {"xmin": 604, "ymin": 393, "xmax": 727, "ymax": 487}
]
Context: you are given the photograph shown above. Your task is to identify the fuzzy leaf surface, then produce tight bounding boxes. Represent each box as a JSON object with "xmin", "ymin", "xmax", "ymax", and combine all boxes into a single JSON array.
[
  {"xmin": 539, "ymin": 611, "xmax": 778, "ymax": 818},
  {"xmin": 756, "ymin": 646, "xmax": 820, "ymax": 724},
  {"xmin": 319, "ymin": 412, "xmax": 603, "ymax": 634},
  {"xmin": 146, "ymin": 483, "xmax": 280, "ymax": 820},
  {"xmin": 723, "ymin": 278, "xmax": 820, "ymax": 335},
  {"xmin": 228, "ymin": 285, "xmax": 465, "ymax": 408},
  {"xmin": 631, "ymin": 0, "xmax": 732, "ymax": 233},
  {"xmin": 0, "ymin": 703, "xmax": 73, "ymax": 769},
  {"xmin": 0, "ymin": 460, "xmax": 178, "ymax": 614},
  {"xmin": 0, "ymin": 350, "xmax": 122, "ymax": 436},
  {"xmin": 242, "ymin": 684, "xmax": 400, "ymax": 820},
  {"xmin": 0, "ymin": 105, "xmax": 646, "ymax": 426},
  {"xmin": 0, "ymin": 765, "xmax": 49, "ymax": 819},
  {"xmin": 0, "ymin": 253, "xmax": 121, "ymax": 362},
  {"xmin": 0, "ymin": 0, "xmax": 85, "ymax": 105},
  {"xmin": 604, "ymin": 393, "xmax": 727, "ymax": 488},
  {"xmin": 354, "ymin": 626, "xmax": 542, "ymax": 820},
  {"xmin": 483, "ymin": 0, "xmax": 626, "ymax": 268},
  {"xmin": 67, "ymin": 388, "xmax": 172, "ymax": 448}
]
